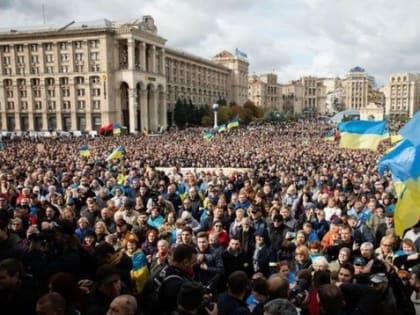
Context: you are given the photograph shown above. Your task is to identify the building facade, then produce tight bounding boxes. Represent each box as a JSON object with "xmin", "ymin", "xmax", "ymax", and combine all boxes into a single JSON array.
[
  {"xmin": 299, "ymin": 76, "xmax": 327, "ymax": 115},
  {"xmin": 212, "ymin": 50, "xmax": 249, "ymax": 106},
  {"xmin": 248, "ymin": 74, "xmax": 267, "ymax": 108},
  {"xmin": 342, "ymin": 66, "xmax": 375, "ymax": 110},
  {"xmin": 383, "ymin": 73, "xmax": 420, "ymax": 118},
  {"xmin": 248, "ymin": 73, "xmax": 281, "ymax": 111},
  {"xmin": 0, "ymin": 16, "xmax": 248, "ymax": 132},
  {"xmin": 281, "ymin": 81, "xmax": 304, "ymax": 114}
]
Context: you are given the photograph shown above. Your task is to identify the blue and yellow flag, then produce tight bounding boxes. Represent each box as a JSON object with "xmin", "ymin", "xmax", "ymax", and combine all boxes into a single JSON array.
[
  {"xmin": 113, "ymin": 123, "xmax": 121, "ymax": 136},
  {"xmin": 323, "ymin": 131, "xmax": 335, "ymax": 141},
  {"xmin": 79, "ymin": 145, "xmax": 90, "ymax": 157},
  {"xmin": 390, "ymin": 134, "xmax": 403, "ymax": 144},
  {"xmin": 378, "ymin": 139, "xmax": 420, "ymax": 235},
  {"xmin": 400, "ymin": 111, "xmax": 420, "ymax": 147},
  {"xmin": 203, "ymin": 131, "xmax": 214, "ymax": 141},
  {"xmin": 218, "ymin": 124, "xmax": 227, "ymax": 133},
  {"xmin": 338, "ymin": 120, "xmax": 386, "ymax": 150},
  {"xmin": 227, "ymin": 117, "xmax": 239, "ymax": 129},
  {"xmin": 106, "ymin": 145, "xmax": 124, "ymax": 161}
]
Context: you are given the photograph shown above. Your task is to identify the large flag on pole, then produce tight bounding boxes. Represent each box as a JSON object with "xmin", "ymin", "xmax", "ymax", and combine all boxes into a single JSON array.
[
  {"xmin": 106, "ymin": 145, "xmax": 124, "ymax": 161},
  {"xmin": 338, "ymin": 120, "xmax": 387, "ymax": 150}
]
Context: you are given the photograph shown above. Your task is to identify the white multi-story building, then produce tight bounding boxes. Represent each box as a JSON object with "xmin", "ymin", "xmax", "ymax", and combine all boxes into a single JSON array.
[
  {"xmin": 383, "ymin": 73, "xmax": 420, "ymax": 118},
  {"xmin": 0, "ymin": 16, "xmax": 249, "ymax": 132},
  {"xmin": 342, "ymin": 66, "xmax": 375, "ymax": 110}
]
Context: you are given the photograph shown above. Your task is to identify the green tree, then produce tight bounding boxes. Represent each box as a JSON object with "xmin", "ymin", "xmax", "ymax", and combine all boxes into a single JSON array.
[
  {"xmin": 201, "ymin": 115, "xmax": 212, "ymax": 126},
  {"xmin": 174, "ymin": 98, "xmax": 187, "ymax": 127},
  {"xmin": 218, "ymin": 105, "xmax": 232, "ymax": 123}
]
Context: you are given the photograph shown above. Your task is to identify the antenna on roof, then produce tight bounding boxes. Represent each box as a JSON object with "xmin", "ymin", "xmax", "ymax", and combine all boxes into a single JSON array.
[{"xmin": 57, "ymin": 21, "xmax": 75, "ymax": 32}]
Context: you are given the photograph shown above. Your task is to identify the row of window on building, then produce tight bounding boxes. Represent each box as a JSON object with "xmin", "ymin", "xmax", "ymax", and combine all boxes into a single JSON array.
[
  {"xmin": 0, "ymin": 40, "xmax": 100, "ymax": 53},
  {"xmin": 2, "ymin": 113, "xmax": 102, "ymax": 131}
]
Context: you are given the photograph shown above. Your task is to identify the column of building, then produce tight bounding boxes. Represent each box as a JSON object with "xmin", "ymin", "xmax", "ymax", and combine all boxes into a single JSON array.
[{"xmin": 140, "ymin": 86, "xmax": 148, "ymax": 131}]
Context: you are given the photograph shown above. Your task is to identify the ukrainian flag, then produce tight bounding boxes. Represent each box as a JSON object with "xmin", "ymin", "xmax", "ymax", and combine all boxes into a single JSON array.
[
  {"xmin": 400, "ymin": 111, "xmax": 420, "ymax": 147},
  {"xmin": 323, "ymin": 131, "xmax": 335, "ymax": 141},
  {"xmin": 390, "ymin": 134, "xmax": 403, "ymax": 144},
  {"xmin": 79, "ymin": 145, "xmax": 90, "ymax": 157},
  {"xmin": 338, "ymin": 120, "xmax": 387, "ymax": 150},
  {"xmin": 218, "ymin": 124, "xmax": 227, "ymax": 133},
  {"xmin": 203, "ymin": 131, "xmax": 214, "ymax": 141},
  {"xmin": 227, "ymin": 117, "xmax": 240, "ymax": 129},
  {"xmin": 106, "ymin": 145, "xmax": 124, "ymax": 161},
  {"xmin": 113, "ymin": 123, "xmax": 121, "ymax": 136},
  {"xmin": 378, "ymin": 139, "xmax": 420, "ymax": 235}
]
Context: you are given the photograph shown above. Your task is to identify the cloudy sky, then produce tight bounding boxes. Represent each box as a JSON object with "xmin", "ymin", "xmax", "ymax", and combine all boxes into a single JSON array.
[{"xmin": 1, "ymin": 0, "xmax": 419, "ymax": 86}]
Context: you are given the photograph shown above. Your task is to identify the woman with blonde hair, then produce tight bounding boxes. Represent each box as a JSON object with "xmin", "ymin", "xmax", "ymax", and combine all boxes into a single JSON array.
[
  {"xmin": 94, "ymin": 221, "xmax": 110, "ymax": 243},
  {"xmin": 291, "ymin": 245, "xmax": 312, "ymax": 273}
]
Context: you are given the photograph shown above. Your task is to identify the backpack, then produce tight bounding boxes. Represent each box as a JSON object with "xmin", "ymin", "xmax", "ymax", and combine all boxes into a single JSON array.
[{"xmin": 142, "ymin": 267, "xmax": 183, "ymax": 315}]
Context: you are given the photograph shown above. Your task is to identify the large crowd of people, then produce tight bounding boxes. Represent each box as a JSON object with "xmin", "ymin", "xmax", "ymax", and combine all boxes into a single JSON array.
[{"xmin": 0, "ymin": 120, "xmax": 419, "ymax": 315}]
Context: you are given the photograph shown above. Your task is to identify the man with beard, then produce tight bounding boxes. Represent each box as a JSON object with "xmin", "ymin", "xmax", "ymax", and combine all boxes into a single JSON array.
[
  {"xmin": 222, "ymin": 237, "xmax": 249, "ymax": 278},
  {"xmin": 268, "ymin": 214, "xmax": 290, "ymax": 257}
]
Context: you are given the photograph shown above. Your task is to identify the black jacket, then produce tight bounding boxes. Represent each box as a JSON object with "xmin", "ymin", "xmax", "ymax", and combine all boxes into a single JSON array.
[
  {"xmin": 217, "ymin": 292, "xmax": 250, "ymax": 315},
  {"xmin": 158, "ymin": 265, "xmax": 193, "ymax": 314}
]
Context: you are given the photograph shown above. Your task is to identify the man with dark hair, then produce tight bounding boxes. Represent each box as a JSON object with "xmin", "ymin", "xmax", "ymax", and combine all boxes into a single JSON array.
[
  {"xmin": 267, "ymin": 274, "xmax": 289, "ymax": 300},
  {"xmin": 0, "ymin": 211, "xmax": 23, "ymax": 260},
  {"xmin": 337, "ymin": 263, "xmax": 354, "ymax": 284},
  {"xmin": 0, "ymin": 258, "xmax": 39, "ymax": 315},
  {"xmin": 87, "ymin": 264, "xmax": 126, "ymax": 315},
  {"xmin": 318, "ymin": 284, "xmax": 346, "ymax": 315},
  {"xmin": 194, "ymin": 232, "xmax": 224, "ymax": 289},
  {"xmin": 217, "ymin": 271, "xmax": 250, "ymax": 315},
  {"xmin": 156, "ymin": 244, "xmax": 197, "ymax": 314},
  {"xmin": 221, "ymin": 237, "xmax": 249, "ymax": 278}
]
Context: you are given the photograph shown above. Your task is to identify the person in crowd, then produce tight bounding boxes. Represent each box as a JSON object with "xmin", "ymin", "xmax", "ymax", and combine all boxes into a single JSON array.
[
  {"xmin": 0, "ymin": 258, "xmax": 39, "ymax": 315},
  {"xmin": 122, "ymin": 232, "xmax": 149, "ymax": 295},
  {"xmin": 194, "ymin": 231, "xmax": 224, "ymax": 290},
  {"xmin": 36, "ymin": 292, "xmax": 66, "ymax": 315},
  {"xmin": 107, "ymin": 294, "xmax": 138, "ymax": 315},
  {"xmin": 252, "ymin": 229, "xmax": 277, "ymax": 278},
  {"xmin": 222, "ymin": 236, "xmax": 249, "ymax": 278},
  {"xmin": 155, "ymin": 244, "xmax": 197, "ymax": 314},
  {"xmin": 86, "ymin": 264, "xmax": 130, "ymax": 315},
  {"xmin": 217, "ymin": 271, "xmax": 250, "ymax": 315}
]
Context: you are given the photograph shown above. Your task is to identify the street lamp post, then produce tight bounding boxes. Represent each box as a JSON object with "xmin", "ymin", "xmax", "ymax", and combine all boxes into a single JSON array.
[{"xmin": 212, "ymin": 103, "xmax": 219, "ymax": 129}]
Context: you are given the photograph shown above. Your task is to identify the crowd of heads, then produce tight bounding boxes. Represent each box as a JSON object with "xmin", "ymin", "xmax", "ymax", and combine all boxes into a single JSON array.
[{"xmin": 0, "ymin": 120, "xmax": 419, "ymax": 315}]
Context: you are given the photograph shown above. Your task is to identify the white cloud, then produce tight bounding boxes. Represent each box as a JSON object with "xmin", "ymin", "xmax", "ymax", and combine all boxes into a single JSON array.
[{"xmin": 0, "ymin": 0, "xmax": 419, "ymax": 85}]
